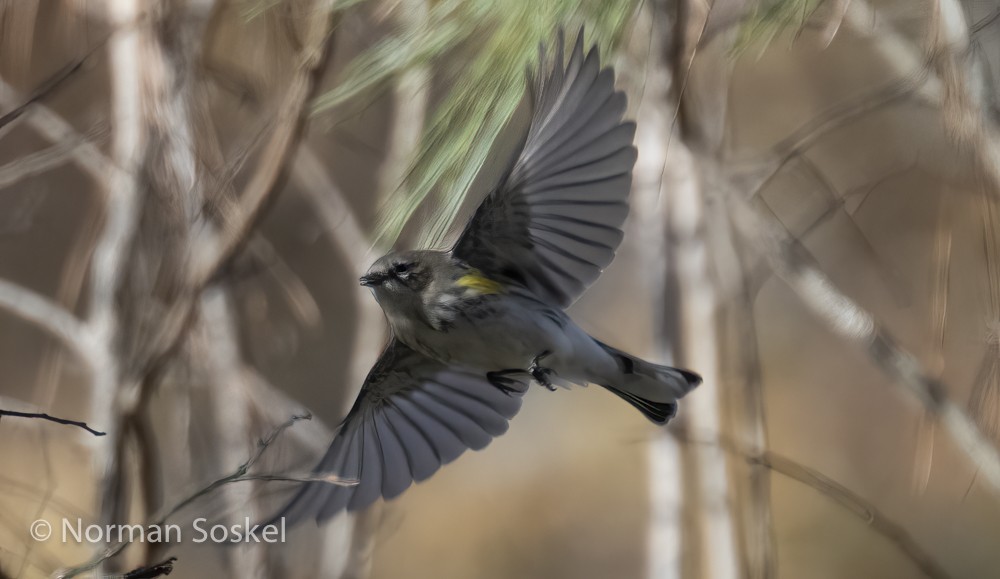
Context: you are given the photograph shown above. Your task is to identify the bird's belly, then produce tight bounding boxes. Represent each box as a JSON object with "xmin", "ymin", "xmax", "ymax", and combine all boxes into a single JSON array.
[{"xmin": 411, "ymin": 302, "xmax": 565, "ymax": 371}]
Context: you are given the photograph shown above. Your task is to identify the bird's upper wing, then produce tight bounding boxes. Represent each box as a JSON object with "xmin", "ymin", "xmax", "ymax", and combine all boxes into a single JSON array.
[
  {"xmin": 452, "ymin": 30, "xmax": 637, "ymax": 308},
  {"xmin": 274, "ymin": 339, "xmax": 529, "ymax": 524}
]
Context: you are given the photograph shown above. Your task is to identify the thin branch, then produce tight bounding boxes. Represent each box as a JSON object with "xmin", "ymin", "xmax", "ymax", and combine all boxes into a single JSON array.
[
  {"xmin": 57, "ymin": 414, "xmax": 356, "ymax": 579},
  {"xmin": 723, "ymin": 169, "xmax": 1000, "ymax": 497},
  {"xmin": 294, "ymin": 144, "xmax": 384, "ymax": 391},
  {"xmin": 817, "ymin": 0, "xmax": 851, "ymax": 48},
  {"xmin": 0, "ymin": 125, "xmax": 108, "ymax": 190},
  {"xmin": 130, "ymin": 0, "xmax": 339, "ymax": 416},
  {"xmin": 195, "ymin": 286, "xmax": 267, "ymax": 577},
  {"xmin": 0, "ymin": 410, "xmax": 105, "ymax": 436},
  {"xmin": 0, "ymin": 277, "xmax": 94, "ymax": 363},
  {"xmin": 118, "ymin": 557, "xmax": 177, "ymax": 579},
  {"xmin": 189, "ymin": 6, "xmax": 337, "ymax": 286},
  {"xmin": 971, "ymin": 7, "xmax": 1000, "ymax": 35},
  {"xmin": 0, "ymin": 71, "xmax": 119, "ymax": 185},
  {"xmin": 0, "ymin": 54, "xmax": 89, "ymax": 132},
  {"xmin": 674, "ymin": 432, "xmax": 953, "ymax": 579}
]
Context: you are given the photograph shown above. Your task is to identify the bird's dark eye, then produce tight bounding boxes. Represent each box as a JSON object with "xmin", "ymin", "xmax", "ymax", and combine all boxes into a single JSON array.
[{"xmin": 393, "ymin": 262, "xmax": 412, "ymax": 276}]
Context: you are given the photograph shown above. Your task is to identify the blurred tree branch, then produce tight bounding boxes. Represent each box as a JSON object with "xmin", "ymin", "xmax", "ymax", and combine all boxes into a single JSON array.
[
  {"xmin": 675, "ymin": 432, "xmax": 954, "ymax": 579},
  {"xmin": 0, "ymin": 0, "xmax": 346, "ymax": 573},
  {"xmin": 672, "ymin": 2, "xmax": 766, "ymax": 578},
  {"xmin": 0, "ymin": 125, "xmax": 108, "ymax": 190},
  {"xmin": 723, "ymin": 170, "xmax": 1000, "ymax": 497},
  {"xmin": 0, "ymin": 278, "xmax": 94, "ymax": 363}
]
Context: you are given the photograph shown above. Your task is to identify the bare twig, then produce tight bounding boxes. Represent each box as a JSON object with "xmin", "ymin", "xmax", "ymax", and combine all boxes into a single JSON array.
[
  {"xmin": 294, "ymin": 145, "xmax": 383, "ymax": 388},
  {"xmin": 817, "ymin": 0, "xmax": 851, "ymax": 48},
  {"xmin": 128, "ymin": 0, "xmax": 339, "ymax": 424},
  {"xmin": 57, "ymin": 414, "xmax": 357, "ymax": 579},
  {"xmin": 723, "ymin": 169, "xmax": 1000, "ymax": 497},
  {"xmin": 0, "ymin": 125, "xmax": 108, "ymax": 190},
  {"xmin": 0, "ymin": 63, "xmax": 119, "ymax": 184},
  {"xmin": 0, "ymin": 54, "xmax": 89, "ymax": 132},
  {"xmin": 0, "ymin": 277, "xmax": 94, "ymax": 363},
  {"xmin": 116, "ymin": 556, "xmax": 177, "ymax": 579},
  {"xmin": 195, "ymin": 287, "xmax": 267, "ymax": 577},
  {"xmin": 675, "ymin": 432, "xmax": 954, "ymax": 579},
  {"xmin": 190, "ymin": 6, "xmax": 336, "ymax": 286},
  {"xmin": 0, "ymin": 410, "xmax": 105, "ymax": 436}
]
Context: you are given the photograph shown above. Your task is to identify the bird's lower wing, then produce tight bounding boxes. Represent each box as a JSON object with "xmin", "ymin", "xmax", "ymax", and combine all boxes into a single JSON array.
[{"xmin": 271, "ymin": 339, "xmax": 530, "ymax": 525}]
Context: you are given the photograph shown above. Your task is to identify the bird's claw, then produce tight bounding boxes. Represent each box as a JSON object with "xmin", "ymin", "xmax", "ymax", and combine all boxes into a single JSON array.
[
  {"xmin": 529, "ymin": 351, "xmax": 557, "ymax": 391},
  {"xmin": 488, "ymin": 352, "xmax": 557, "ymax": 394},
  {"xmin": 487, "ymin": 370, "xmax": 527, "ymax": 396}
]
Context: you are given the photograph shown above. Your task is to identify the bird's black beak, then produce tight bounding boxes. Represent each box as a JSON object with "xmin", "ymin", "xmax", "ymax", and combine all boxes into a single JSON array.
[{"xmin": 359, "ymin": 272, "xmax": 386, "ymax": 287}]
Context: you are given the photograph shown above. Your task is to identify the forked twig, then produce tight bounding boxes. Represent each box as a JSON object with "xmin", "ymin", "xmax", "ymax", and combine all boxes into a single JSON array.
[{"xmin": 57, "ymin": 414, "xmax": 357, "ymax": 578}]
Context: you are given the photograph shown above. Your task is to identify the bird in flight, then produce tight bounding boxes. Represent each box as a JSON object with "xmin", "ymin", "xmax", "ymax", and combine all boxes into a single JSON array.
[{"xmin": 273, "ymin": 29, "xmax": 701, "ymax": 525}]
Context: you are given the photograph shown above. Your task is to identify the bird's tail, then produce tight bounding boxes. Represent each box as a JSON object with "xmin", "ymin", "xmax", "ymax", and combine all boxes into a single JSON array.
[{"xmin": 592, "ymin": 340, "xmax": 702, "ymax": 424}]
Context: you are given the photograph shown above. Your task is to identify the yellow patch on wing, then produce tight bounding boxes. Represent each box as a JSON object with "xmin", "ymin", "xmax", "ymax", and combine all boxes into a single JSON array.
[{"xmin": 456, "ymin": 271, "xmax": 504, "ymax": 295}]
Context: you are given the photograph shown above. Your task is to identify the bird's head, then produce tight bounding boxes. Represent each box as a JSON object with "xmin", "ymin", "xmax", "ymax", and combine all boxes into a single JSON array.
[{"xmin": 360, "ymin": 250, "xmax": 446, "ymax": 313}]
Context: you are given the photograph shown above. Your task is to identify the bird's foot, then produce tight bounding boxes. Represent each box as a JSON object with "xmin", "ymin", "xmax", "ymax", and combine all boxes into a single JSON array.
[
  {"xmin": 529, "ymin": 351, "xmax": 557, "ymax": 391},
  {"xmin": 487, "ymin": 370, "xmax": 528, "ymax": 396}
]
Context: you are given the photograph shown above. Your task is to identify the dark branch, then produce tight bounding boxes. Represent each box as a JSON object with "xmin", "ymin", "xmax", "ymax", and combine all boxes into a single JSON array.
[
  {"xmin": 120, "ymin": 557, "xmax": 177, "ymax": 579},
  {"xmin": 0, "ymin": 32, "xmax": 110, "ymax": 132},
  {"xmin": 57, "ymin": 414, "xmax": 356, "ymax": 579},
  {"xmin": 0, "ymin": 410, "xmax": 105, "ymax": 436}
]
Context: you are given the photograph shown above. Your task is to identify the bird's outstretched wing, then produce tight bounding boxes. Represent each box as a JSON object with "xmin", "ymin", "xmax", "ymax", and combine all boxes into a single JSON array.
[
  {"xmin": 273, "ymin": 339, "xmax": 528, "ymax": 524},
  {"xmin": 452, "ymin": 29, "xmax": 637, "ymax": 308}
]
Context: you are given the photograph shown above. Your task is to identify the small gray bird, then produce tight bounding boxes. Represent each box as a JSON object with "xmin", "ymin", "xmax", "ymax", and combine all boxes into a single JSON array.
[{"xmin": 274, "ymin": 30, "xmax": 701, "ymax": 524}]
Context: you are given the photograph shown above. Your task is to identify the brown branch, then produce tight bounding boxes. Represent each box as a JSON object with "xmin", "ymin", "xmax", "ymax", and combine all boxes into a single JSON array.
[
  {"xmin": 0, "ymin": 278, "xmax": 95, "ymax": 363},
  {"xmin": 133, "ymin": 0, "xmax": 339, "ymax": 414},
  {"xmin": 723, "ymin": 171, "xmax": 1000, "ymax": 497},
  {"xmin": 0, "ymin": 410, "xmax": 105, "ymax": 436},
  {"xmin": 0, "ymin": 54, "xmax": 89, "ymax": 132},
  {"xmin": 0, "ymin": 124, "xmax": 109, "ymax": 190},
  {"xmin": 190, "ymin": 10, "xmax": 337, "ymax": 287},
  {"xmin": 0, "ymin": 76, "xmax": 118, "ymax": 183},
  {"xmin": 675, "ymin": 432, "xmax": 954, "ymax": 579},
  {"xmin": 57, "ymin": 414, "xmax": 356, "ymax": 579}
]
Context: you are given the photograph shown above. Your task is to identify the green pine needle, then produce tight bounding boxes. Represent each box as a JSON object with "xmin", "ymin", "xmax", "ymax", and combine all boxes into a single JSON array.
[
  {"xmin": 733, "ymin": 0, "xmax": 821, "ymax": 58},
  {"xmin": 312, "ymin": 0, "xmax": 638, "ymax": 248}
]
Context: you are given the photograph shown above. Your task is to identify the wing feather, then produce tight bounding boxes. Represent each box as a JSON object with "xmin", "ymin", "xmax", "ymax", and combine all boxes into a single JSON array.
[
  {"xmin": 268, "ymin": 339, "xmax": 527, "ymax": 524},
  {"xmin": 453, "ymin": 29, "xmax": 637, "ymax": 308}
]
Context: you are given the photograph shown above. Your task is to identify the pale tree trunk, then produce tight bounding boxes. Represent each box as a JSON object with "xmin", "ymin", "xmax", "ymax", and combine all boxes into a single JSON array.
[
  {"xmin": 634, "ymin": 3, "xmax": 685, "ymax": 576},
  {"xmin": 643, "ymin": 1, "xmax": 743, "ymax": 578}
]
